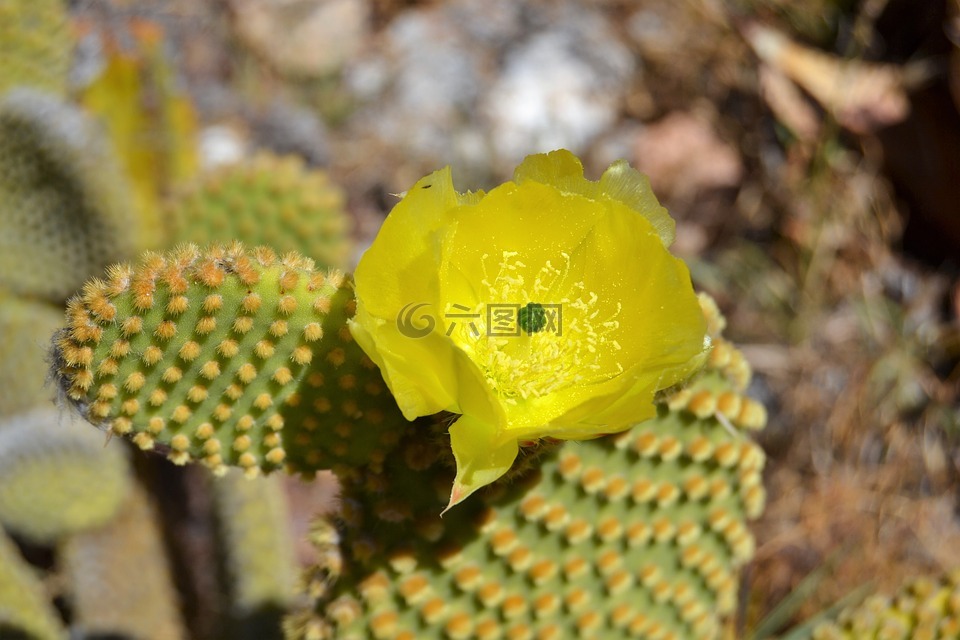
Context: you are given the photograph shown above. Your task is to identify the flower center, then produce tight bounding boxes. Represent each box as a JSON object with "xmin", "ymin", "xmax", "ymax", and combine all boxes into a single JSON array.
[
  {"xmin": 518, "ymin": 302, "xmax": 547, "ymax": 334},
  {"xmin": 445, "ymin": 251, "xmax": 623, "ymax": 404}
]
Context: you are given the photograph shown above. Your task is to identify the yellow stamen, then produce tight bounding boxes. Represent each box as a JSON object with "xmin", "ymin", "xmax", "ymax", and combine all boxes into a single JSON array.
[{"xmin": 446, "ymin": 251, "xmax": 623, "ymax": 403}]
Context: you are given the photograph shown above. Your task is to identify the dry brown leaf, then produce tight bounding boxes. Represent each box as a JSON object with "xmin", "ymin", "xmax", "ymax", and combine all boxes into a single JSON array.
[
  {"xmin": 743, "ymin": 22, "xmax": 928, "ymax": 134},
  {"xmin": 758, "ymin": 64, "xmax": 822, "ymax": 141}
]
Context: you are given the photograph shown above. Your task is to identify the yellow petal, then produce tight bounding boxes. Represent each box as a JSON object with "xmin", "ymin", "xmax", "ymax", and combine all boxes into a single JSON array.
[
  {"xmin": 350, "ymin": 167, "xmax": 464, "ymax": 418},
  {"xmin": 577, "ymin": 198, "xmax": 704, "ymax": 372},
  {"xmin": 349, "ymin": 304, "xmax": 504, "ymax": 424},
  {"xmin": 444, "ymin": 414, "xmax": 519, "ymax": 514},
  {"xmin": 513, "ymin": 149, "xmax": 675, "ymax": 246},
  {"xmin": 512, "ymin": 149, "xmax": 598, "ymax": 197},
  {"xmin": 598, "ymin": 160, "xmax": 675, "ymax": 247},
  {"xmin": 353, "ymin": 167, "xmax": 457, "ymax": 319},
  {"xmin": 436, "ymin": 182, "xmax": 602, "ymax": 314},
  {"xmin": 348, "ymin": 311, "xmax": 456, "ymax": 419}
]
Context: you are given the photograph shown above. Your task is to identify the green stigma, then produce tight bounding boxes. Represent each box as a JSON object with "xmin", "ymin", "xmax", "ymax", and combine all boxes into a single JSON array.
[{"xmin": 518, "ymin": 302, "xmax": 547, "ymax": 334}]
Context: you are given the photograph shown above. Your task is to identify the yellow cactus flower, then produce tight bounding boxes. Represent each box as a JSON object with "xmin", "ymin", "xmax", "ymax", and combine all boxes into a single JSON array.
[{"xmin": 350, "ymin": 150, "xmax": 709, "ymax": 510}]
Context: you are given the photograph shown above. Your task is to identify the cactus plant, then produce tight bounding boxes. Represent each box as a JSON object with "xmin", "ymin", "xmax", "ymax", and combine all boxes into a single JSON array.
[
  {"xmin": 0, "ymin": 293, "xmax": 64, "ymax": 418},
  {"xmin": 46, "ymin": 149, "xmax": 773, "ymax": 638},
  {"xmin": 0, "ymin": 408, "xmax": 131, "ymax": 544},
  {"xmin": 809, "ymin": 571, "xmax": 960, "ymax": 639},
  {"xmin": 0, "ymin": 0, "xmax": 71, "ymax": 97},
  {"xmin": 61, "ymin": 482, "xmax": 188, "ymax": 640},
  {"xmin": 53, "ymin": 242, "xmax": 408, "ymax": 478},
  {"xmin": 0, "ymin": 526, "xmax": 66, "ymax": 640},
  {"xmin": 0, "ymin": 89, "xmax": 140, "ymax": 303},
  {"xmin": 168, "ymin": 153, "xmax": 353, "ymax": 271},
  {"xmin": 211, "ymin": 470, "xmax": 299, "ymax": 640}
]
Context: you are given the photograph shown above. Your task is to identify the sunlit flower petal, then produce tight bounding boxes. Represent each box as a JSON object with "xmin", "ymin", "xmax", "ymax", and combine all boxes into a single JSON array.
[{"xmin": 351, "ymin": 149, "xmax": 709, "ymax": 509}]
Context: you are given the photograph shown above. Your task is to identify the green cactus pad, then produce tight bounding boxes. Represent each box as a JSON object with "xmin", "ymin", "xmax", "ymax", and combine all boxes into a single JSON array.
[
  {"xmin": 61, "ymin": 483, "xmax": 187, "ymax": 640},
  {"xmin": 287, "ymin": 295, "xmax": 767, "ymax": 640},
  {"xmin": 0, "ymin": 293, "xmax": 63, "ymax": 418},
  {"xmin": 54, "ymin": 243, "xmax": 408, "ymax": 477},
  {"xmin": 0, "ymin": 409, "xmax": 131, "ymax": 544},
  {"xmin": 0, "ymin": 0, "xmax": 71, "ymax": 97},
  {"xmin": 211, "ymin": 470, "xmax": 298, "ymax": 626},
  {"xmin": 169, "ymin": 153, "xmax": 353, "ymax": 271},
  {"xmin": 0, "ymin": 527, "xmax": 67, "ymax": 640},
  {"xmin": 291, "ymin": 420, "xmax": 764, "ymax": 640},
  {"xmin": 810, "ymin": 571, "xmax": 960, "ymax": 639},
  {"xmin": 0, "ymin": 89, "xmax": 140, "ymax": 303}
]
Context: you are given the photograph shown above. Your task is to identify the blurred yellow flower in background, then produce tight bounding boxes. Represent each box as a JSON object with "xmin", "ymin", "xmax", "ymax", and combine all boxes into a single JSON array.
[{"xmin": 350, "ymin": 150, "xmax": 709, "ymax": 510}]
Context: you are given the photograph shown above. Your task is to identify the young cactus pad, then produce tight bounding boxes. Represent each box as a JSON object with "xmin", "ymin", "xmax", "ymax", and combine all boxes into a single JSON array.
[
  {"xmin": 169, "ymin": 153, "xmax": 353, "ymax": 271},
  {"xmin": 53, "ymin": 243, "xmax": 408, "ymax": 477},
  {"xmin": 0, "ymin": 89, "xmax": 140, "ymax": 303},
  {"xmin": 288, "ymin": 295, "xmax": 767, "ymax": 640}
]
